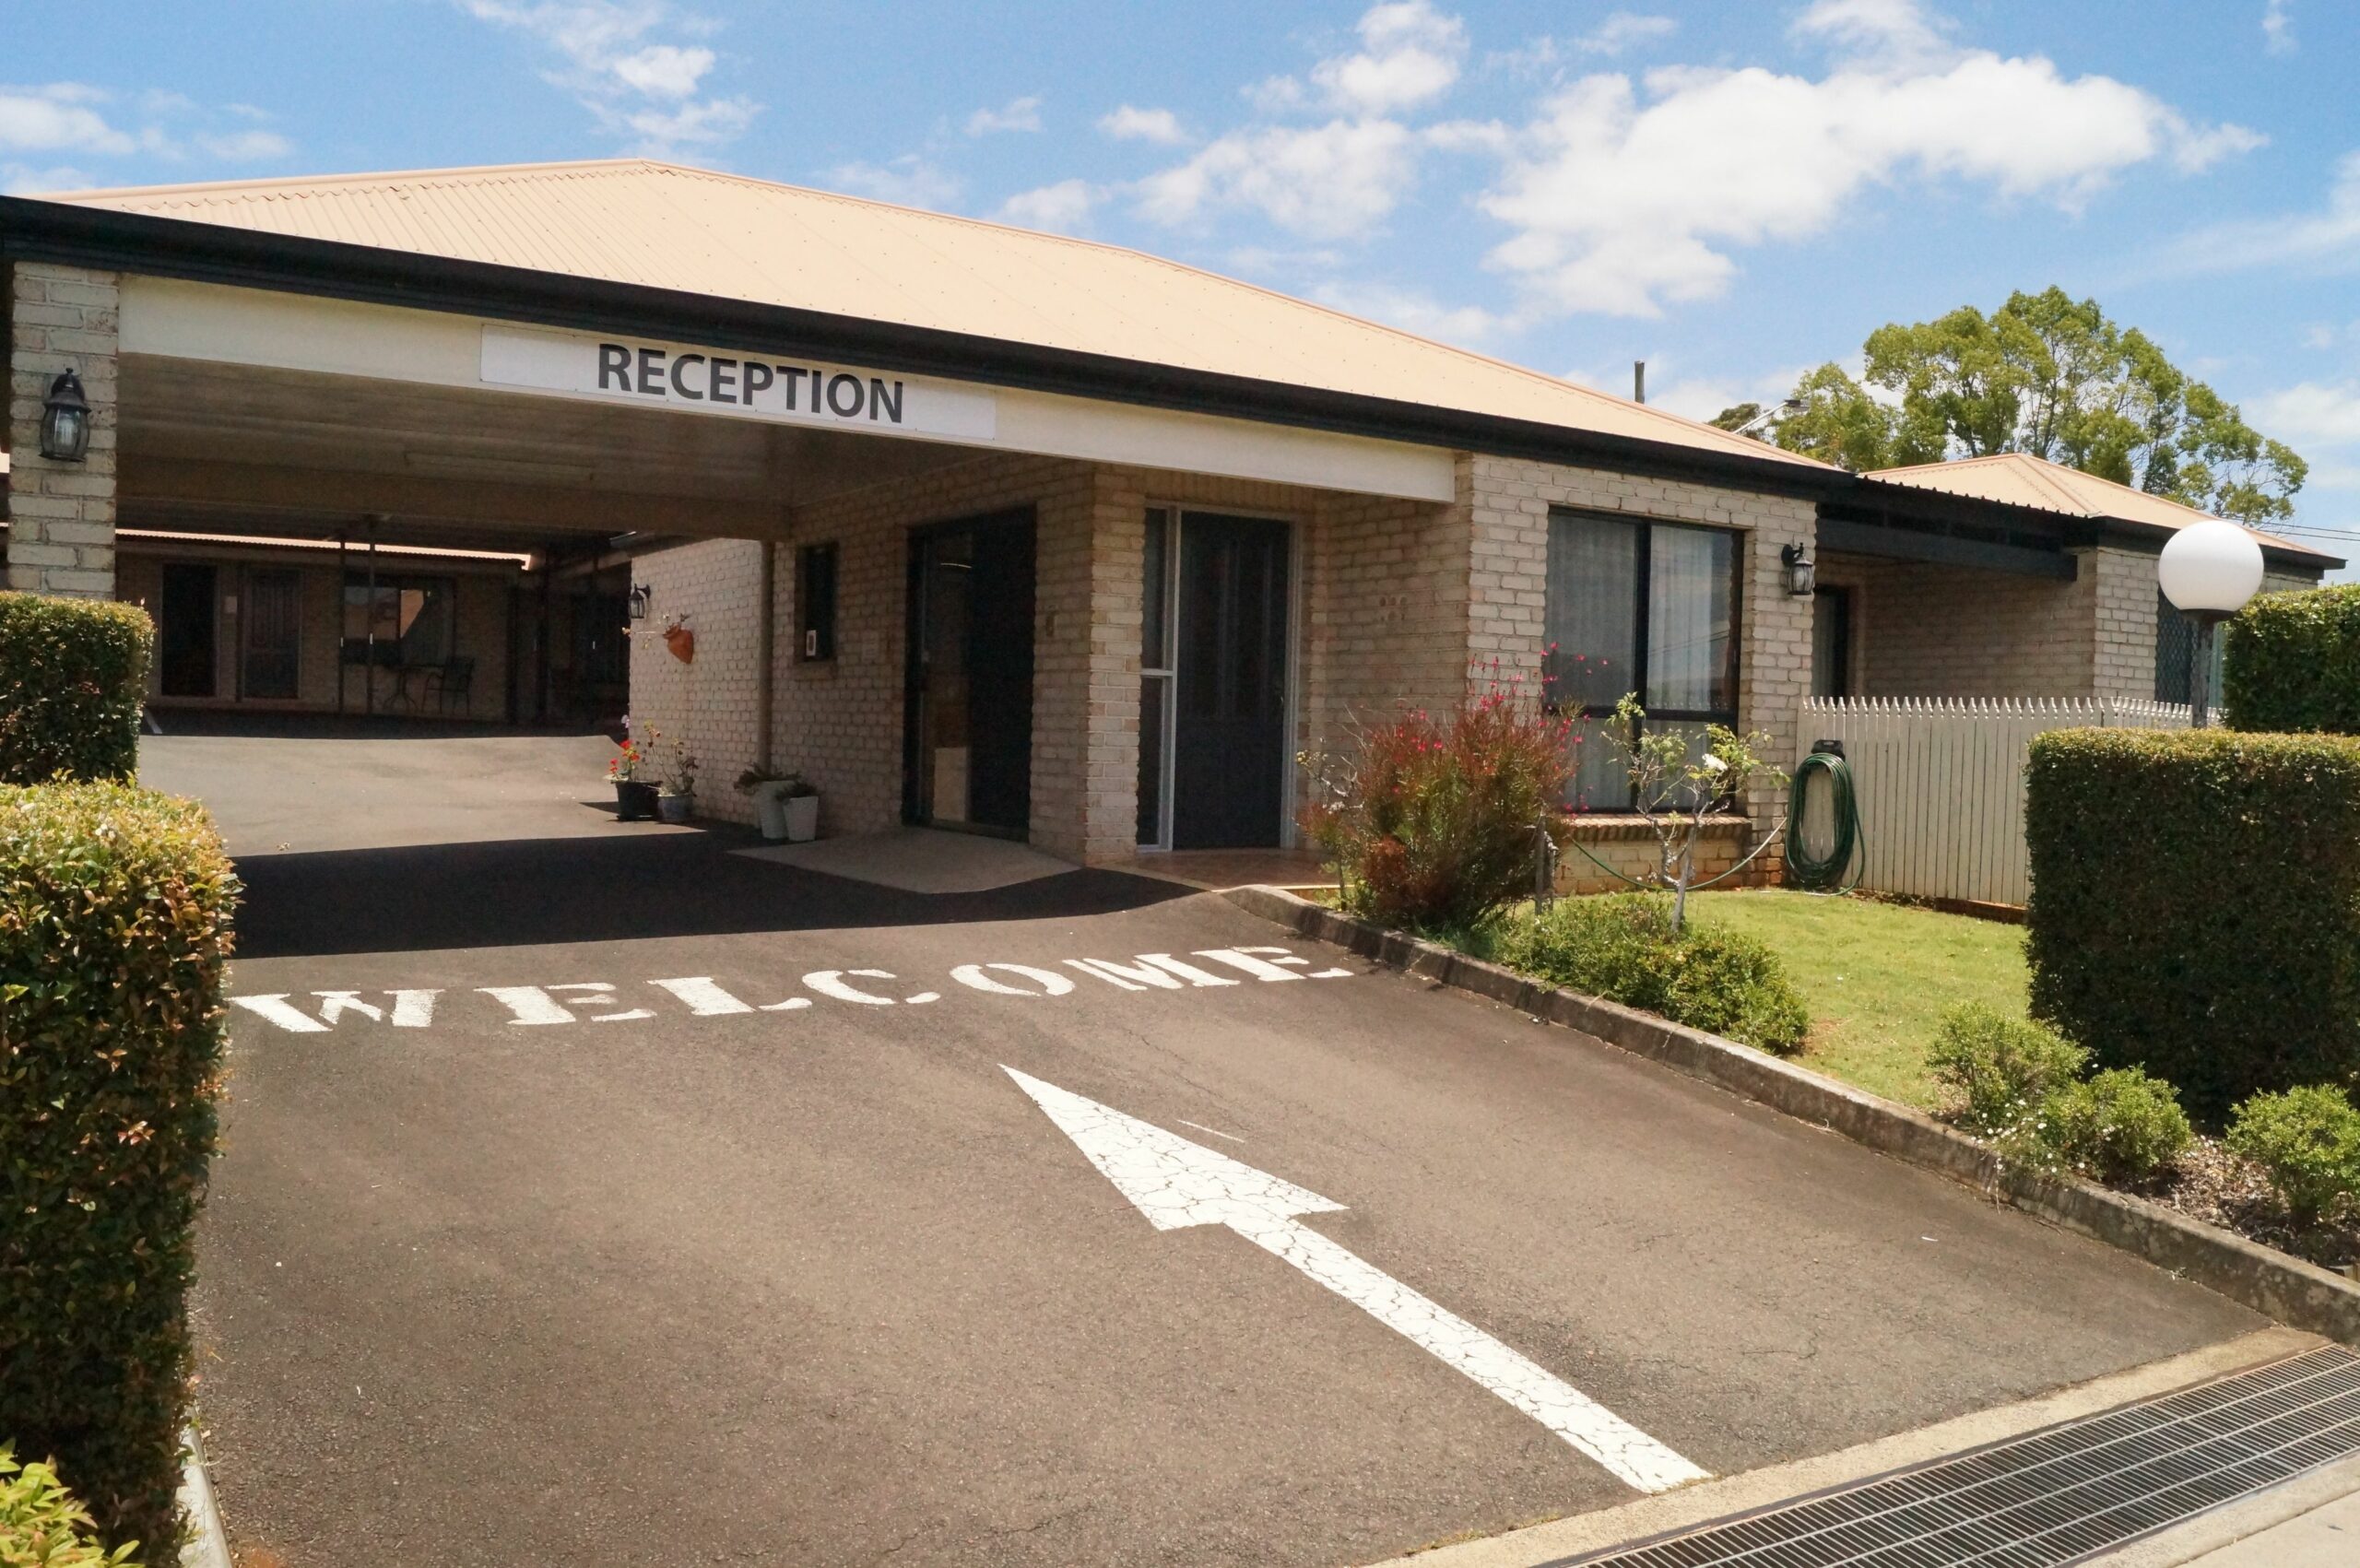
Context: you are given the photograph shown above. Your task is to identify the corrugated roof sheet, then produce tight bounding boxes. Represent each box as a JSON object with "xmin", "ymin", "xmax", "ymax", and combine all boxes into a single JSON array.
[
  {"xmin": 38, "ymin": 158, "xmax": 1833, "ymax": 472},
  {"xmin": 1866, "ymin": 450, "xmax": 2331, "ymax": 561}
]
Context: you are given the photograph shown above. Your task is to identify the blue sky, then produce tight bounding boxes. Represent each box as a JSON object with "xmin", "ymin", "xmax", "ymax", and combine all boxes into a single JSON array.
[{"xmin": 7, "ymin": 0, "xmax": 2359, "ymax": 552}]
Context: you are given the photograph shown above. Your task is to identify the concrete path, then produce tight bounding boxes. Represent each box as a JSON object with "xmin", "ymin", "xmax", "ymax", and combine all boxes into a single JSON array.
[{"xmin": 144, "ymin": 727, "xmax": 2278, "ymax": 1566}]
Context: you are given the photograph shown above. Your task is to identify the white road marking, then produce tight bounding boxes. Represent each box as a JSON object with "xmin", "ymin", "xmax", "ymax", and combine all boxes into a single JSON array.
[
  {"xmin": 649, "ymin": 976, "xmax": 755, "ymax": 1016},
  {"xmin": 1003, "ymin": 1067, "xmax": 1710, "ymax": 1495},
  {"xmin": 1176, "ymin": 1119, "xmax": 1246, "ymax": 1143},
  {"xmin": 228, "ymin": 945, "xmax": 1353, "ymax": 1033}
]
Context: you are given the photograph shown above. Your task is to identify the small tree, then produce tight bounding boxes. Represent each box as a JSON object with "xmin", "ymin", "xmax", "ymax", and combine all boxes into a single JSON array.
[{"xmin": 1597, "ymin": 694, "xmax": 1784, "ymax": 932}]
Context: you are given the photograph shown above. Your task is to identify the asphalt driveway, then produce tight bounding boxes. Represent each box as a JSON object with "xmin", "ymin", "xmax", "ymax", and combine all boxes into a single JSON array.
[{"xmin": 148, "ymin": 727, "xmax": 2262, "ymax": 1567}]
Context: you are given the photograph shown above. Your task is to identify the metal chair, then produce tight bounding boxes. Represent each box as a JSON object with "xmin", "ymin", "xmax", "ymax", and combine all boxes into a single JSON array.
[{"xmin": 426, "ymin": 655, "xmax": 476, "ymax": 716}]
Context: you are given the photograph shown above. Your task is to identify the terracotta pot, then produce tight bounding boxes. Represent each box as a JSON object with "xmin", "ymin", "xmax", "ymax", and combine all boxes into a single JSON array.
[{"xmin": 663, "ymin": 624, "xmax": 695, "ymax": 664}]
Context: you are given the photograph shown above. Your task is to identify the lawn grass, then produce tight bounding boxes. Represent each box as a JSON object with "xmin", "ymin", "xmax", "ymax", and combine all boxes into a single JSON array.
[{"xmin": 1682, "ymin": 890, "xmax": 2030, "ymax": 1112}]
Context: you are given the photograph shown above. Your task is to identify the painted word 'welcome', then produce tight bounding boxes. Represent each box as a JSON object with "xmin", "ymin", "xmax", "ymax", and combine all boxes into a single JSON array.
[{"xmin": 229, "ymin": 946, "xmax": 1353, "ymax": 1034}]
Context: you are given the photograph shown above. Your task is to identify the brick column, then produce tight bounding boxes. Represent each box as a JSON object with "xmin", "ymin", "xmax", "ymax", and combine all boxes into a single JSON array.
[
  {"xmin": 6, "ymin": 262, "xmax": 119, "ymax": 597},
  {"xmin": 2087, "ymin": 546, "xmax": 2160, "ymax": 703}
]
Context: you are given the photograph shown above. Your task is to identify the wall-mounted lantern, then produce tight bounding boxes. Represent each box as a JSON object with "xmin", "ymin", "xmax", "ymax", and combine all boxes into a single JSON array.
[
  {"xmin": 1779, "ymin": 542, "xmax": 1816, "ymax": 598},
  {"xmin": 627, "ymin": 583, "xmax": 654, "ymax": 621},
  {"xmin": 39, "ymin": 370, "xmax": 90, "ymax": 463}
]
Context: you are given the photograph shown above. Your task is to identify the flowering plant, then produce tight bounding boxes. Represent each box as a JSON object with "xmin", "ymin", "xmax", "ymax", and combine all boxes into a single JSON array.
[
  {"xmin": 606, "ymin": 734, "xmax": 647, "ymax": 783},
  {"xmin": 1300, "ymin": 660, "xmax": 1576, "ymax": 930}
]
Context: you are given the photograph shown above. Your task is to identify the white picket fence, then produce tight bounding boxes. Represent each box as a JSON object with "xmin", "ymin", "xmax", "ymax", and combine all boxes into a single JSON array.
[{"xmin": 1794, "ymin": 696, "xmax": 2191, "ymax": 907}]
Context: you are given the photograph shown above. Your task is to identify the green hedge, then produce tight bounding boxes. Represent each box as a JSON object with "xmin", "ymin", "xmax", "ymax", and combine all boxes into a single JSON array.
[
  {"xmin": 1492, "ymin": 894, "xmax": 1811, "ymax": 1055},
  {"xmin": 1, "ymin": 784, "xmax": 238, "ymax": 1555},
  {"xmin": 0, "ymin": 594, "xmax": 152, "ymax": 785},
  {"xmin": 2223, "ymin": 584, "xmax": 2360, "ymax": 734},
  {"xmin": 2025, "ymin": 727, "xmax": 2360, "ymax": 1123}
]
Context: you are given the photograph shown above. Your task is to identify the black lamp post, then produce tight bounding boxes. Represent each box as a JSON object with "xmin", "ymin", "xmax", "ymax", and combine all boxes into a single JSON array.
[{"xmin": 39, "ymin": 369, "xmax": 91, "ymax": 463}]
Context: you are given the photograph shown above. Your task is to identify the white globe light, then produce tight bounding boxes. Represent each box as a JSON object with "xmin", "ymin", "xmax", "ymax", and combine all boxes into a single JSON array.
[{"xmin": 2157, "ymin": 520, "xmax": 2265, "ymax": 616}]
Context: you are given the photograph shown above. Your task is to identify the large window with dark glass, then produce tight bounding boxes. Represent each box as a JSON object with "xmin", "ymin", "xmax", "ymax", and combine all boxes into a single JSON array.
[
  {"xmin": 1544, "ymin": 510, "xmax": 1740, "ymax": 810},
  {"xmin": 341, "ymin": 574, "xmax": 456, "ymax": 666}
]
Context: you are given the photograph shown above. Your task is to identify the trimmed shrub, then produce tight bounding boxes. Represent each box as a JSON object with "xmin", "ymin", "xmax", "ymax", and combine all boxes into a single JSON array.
[
  {"xmin": 2040, "ymin": 1068, "xmax": 2194, "ymax": 1184},
  {"xmin": 2, "ymin": 784, "xmax": 238, "ymax": 1554},
  {"xmin": 2223, "ymin": 584, "xmax": 2360, "ymax": 735},
  {"xmin": 1302, "ymin": 673, "xmax": 1575, "ymax": 931},
  {"xmin": 0, "ymin": 1450, "xmax": 141, "ymax": 1567},
  {"xmin": 1494, "ymin": 894, "xmax": 1811, "ymax": 1055},
  {"xmin": 1928, "ymin": 1004, "xmax": 2088, "ymax": 1138},
  {"xmin": 2024, "ymin": 727, "xmax": 2360, "ymax": 1123},
  {"xmin": 2225, "ymin": 1086, "xmax": 2360, "ymax": 1222},
  {"xmin": 0, "ymin": 594, "xmax": 152, "ymax": 785}
]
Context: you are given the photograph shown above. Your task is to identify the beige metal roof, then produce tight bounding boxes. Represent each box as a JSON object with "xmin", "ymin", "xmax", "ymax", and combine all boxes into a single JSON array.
[
  {"xmin": 37, "ymin": 159, "xmax": 1832, "ymax": 473},
  {"xmin": 1866, "ymin": 451, "xmax": 2332, "ymax": 562}
]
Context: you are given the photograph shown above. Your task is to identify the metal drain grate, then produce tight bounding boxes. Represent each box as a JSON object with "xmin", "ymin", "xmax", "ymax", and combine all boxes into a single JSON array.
[{"xmin": 1560, "ymin": 1345, "xmax": 2360, "ymax": 1568}]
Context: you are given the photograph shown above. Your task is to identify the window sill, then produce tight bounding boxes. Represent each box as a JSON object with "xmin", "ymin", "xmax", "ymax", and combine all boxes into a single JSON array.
[{"xmin": 1564, "ymin": 812, "xmax": 1751, "ymax": 843}]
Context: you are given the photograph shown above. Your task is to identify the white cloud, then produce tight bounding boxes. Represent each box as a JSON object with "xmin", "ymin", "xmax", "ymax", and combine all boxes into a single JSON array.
[
  {"xmin": 1134, "ymin": 117, "xmax": 1421, "ymax": 240},
  {"xmin": 966, "ymin": 95, "xmax": 1043, "ymax": 136},
  {"xmin": 2256, "ymin": 382, "xmax": 2360, "ymax": 446},
  {"xmin": 0, "ymin": 83, "xmax": 296, "ymax": 174},
  {"xmin": 2, "ymin": 162, "xmax": 98, "ymax": 195},
  {"xmin": 827, "ymin": 154, "xmax": 962, "ymax": 212},
  {"xmin": 609, "ymin": 43, "xmax": 714, "ymax": 98},
  {"xmin": 196, "ymin": 128, "xmax": 294, "ymax": 162},
  {"xmin": 1100, "ymin": 104, "xmax": 1186, "ymax": 146},
  {"xmin": 457, "ymin": 1, "xmax": 754, "ymax": 154},
  {"xmin": 1475, "ymin": 9, "xmax": 2267, "ymax": 317},
  {"xmin": 997, "ymin": 178, "xmax": 1098, "ymax": 234},
  {"xmin": 0, "ymin": 84, "xmax": 138, "ymax": 156},
  {"xmin": 1575, "ymin": 13, "xmax": 1677, "ymax": 57},
  {"xmin": 1309, "ymin": 0, "xmax": 1468, "ymax": 115},
  {"xmin": 2170, "ymin": 150, "xmax": 2360, "ymax": 275},
  {"xmin": 1309, "ymin": 279, "xmax": 1504, "ymax": 345},
  {"xmin": 2264, "ymin": 0, "xmax": 2296, "ymax": 55}
]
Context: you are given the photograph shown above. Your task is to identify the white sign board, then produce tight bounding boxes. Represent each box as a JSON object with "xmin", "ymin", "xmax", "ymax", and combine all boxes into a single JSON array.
[{"xmin": 479, "ymin": 325, "xmax": 998, "ymax": 443}]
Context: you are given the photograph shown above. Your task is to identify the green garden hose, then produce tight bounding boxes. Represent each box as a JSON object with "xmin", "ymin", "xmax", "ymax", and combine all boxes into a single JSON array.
[{"xmin": 1787, "ymin": 747, "xmax": 1864, "ymax": 892}]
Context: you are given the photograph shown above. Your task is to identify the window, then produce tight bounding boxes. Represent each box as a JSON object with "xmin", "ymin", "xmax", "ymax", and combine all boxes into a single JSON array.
[
  {"xmin": 1811, "ymin": 585, "xmax": 1853, "ymax": 699},
  {"xmin": 797, "ymin": 542, "xmax": 839, "ymax": 662},
  {"xmin": 2154, "ymin": 589, "xmax": 2220, "ymax": 704},
  {"xmin": 341, "ymin": 574, "xmax": 455, "ymax": 666},
  {"xmin": 1543, "ymin": 510, "xmax": 1740, "ymax": 810}
]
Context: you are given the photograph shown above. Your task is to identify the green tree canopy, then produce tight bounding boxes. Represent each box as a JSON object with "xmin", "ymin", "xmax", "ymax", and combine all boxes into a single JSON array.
[{"xmin": 1768, "ymin": 288, "xmax": 2307, "ymax": 525}]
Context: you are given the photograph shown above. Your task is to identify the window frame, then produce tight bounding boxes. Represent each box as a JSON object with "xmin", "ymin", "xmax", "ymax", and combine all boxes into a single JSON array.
[
  {"xmin": 796, "ymin": 541, "xmax": 840, "ymax": 663},
  {"xmin": 340, "ymin": 572, "xmax": 459, "ymax": 668},
  {"xmin": 1543, "ymin": 507, "xmax": 1745, "ymax": 812}
]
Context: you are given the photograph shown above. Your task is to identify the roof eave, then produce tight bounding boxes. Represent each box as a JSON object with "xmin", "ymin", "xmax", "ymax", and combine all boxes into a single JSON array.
[
  {"xmin": 1852, "ymin": 475, "xmax": 2342, "ymax": 572},
  {"xmin": 0, "ymin": 195, "xmax": 1845, "ymax": 501}
]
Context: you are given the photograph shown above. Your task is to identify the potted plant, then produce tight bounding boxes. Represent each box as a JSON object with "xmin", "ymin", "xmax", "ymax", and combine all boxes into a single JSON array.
[
  {"xmin": 736, "ymin": 766, "xmax": 820, "ymax": 842},
  {"xmin": 656, "ymin": 733, "xmax": 699, "ymax": 824},
  {"xmin": 608, "ymin": 730, "xmax": 658, "ymax": 821}
]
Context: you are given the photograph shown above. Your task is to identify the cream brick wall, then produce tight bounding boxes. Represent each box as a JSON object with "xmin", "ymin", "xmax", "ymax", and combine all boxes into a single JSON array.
[
  {"xmin": 1465, "ymin": 455, "xmax": 1815, "ymax": 872},
  {"xmin": 6, "ymin": 262, "xmax": 119, "ymax": 597},
  {"xmin": 630, "ymin": 536, "xmax": 774, "ymax": 825},
  {"xmin": 1821, "ymin": 553, "xmax": 2094, "ymax": 699}
]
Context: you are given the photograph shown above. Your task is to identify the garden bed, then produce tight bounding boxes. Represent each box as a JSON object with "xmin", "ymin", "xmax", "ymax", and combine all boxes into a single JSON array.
[{"xmin": 1426, "ymin": 888, "xmax": 2360, "ymax": 1279}]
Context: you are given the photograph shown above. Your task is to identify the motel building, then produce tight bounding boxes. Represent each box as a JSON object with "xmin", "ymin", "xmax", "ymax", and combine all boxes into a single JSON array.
[{"xmin": 0, "ymin": 160, "xmax": 2337, "ymax": 872}]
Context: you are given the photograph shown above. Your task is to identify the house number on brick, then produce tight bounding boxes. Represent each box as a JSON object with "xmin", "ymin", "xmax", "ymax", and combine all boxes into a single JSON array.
[{"xmin": 479, "ymin": 325, "xmax": 998, "ymax": 442}]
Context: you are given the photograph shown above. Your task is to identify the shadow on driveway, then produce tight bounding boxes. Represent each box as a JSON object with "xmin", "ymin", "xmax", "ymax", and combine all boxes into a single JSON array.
[{"xmin": 230, "ymin": 831, "xmax": 1193, "ymax": 959}]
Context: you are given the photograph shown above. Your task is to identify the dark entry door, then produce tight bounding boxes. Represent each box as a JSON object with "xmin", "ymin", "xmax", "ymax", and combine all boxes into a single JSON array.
[
  {"xmin": 905, "ymin": 512, "xmax": 1035, "ymax": 836},
  {"xmin": 241, "ymin": 569, "xmax": 301, "ymax": 701},
  {"xmin": 159, "ymin": 563, "xmax": 218, "ymax": 698},
  {"xmin": 1173, "ymin": 513, "xmax": 1290, "ymax": 849}
]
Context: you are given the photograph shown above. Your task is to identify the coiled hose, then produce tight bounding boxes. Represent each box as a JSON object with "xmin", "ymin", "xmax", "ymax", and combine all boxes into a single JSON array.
[{"xmin": 1787, "ymin": 747, "xmax": 1863, "ymax": 892}]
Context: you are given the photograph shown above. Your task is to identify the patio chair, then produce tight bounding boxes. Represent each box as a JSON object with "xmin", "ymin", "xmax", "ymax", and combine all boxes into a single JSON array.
[{"xmin": 427, "ymin": 655, "xmax": 477, "ymax": 716}]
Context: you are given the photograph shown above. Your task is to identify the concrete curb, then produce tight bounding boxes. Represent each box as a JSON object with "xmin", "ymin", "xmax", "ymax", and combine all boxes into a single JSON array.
[
  {"xmin": 1224, "ymin": 885, "xmax": 2360, "ymax": 1347},
  {"xmin": 176, "ymin": 1425, "xmax": 230, "ymax": 1568}
]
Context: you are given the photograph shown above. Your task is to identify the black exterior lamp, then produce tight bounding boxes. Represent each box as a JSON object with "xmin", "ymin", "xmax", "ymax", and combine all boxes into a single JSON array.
[
  {"xmin": 1779, "ymin": 541, "xmax": 1816, "ymax": 597},
  {"xmin": 627, "ymin": 583, "xmax": 654, "ymax": 621},
  {"xmin": 40, "ymin": 369, "xmax": 91, "ymax": 463}
]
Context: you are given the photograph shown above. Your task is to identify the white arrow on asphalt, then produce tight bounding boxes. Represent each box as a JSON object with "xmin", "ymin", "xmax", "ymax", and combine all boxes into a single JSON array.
[{"xmin": 1003, "ymin": 1067, "xmax": 1709, "ymax": 1493}]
